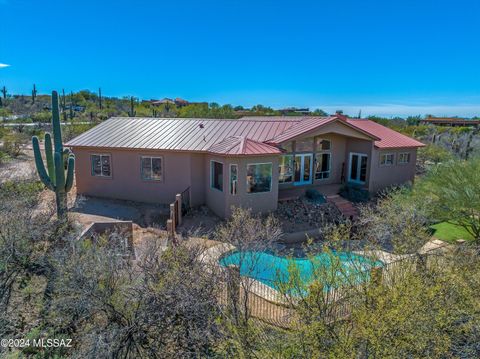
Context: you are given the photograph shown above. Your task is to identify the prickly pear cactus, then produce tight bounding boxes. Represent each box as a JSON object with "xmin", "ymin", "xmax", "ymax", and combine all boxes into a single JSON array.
[{"xmin": 32, "ymin": 91, "xmax": 75, "ymax": 220}]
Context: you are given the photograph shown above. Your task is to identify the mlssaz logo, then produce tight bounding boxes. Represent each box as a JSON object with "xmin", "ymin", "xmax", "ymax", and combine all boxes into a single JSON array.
[{"xmin": 33, "ymin": 338, "xmax": 73, "ymax": 348}]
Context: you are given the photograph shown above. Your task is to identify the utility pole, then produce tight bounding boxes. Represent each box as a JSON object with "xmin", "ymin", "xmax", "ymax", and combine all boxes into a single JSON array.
[
  {"xmin": 69, "ymin": 91, "xmax": 74, "ymax": 120},
  {"xmin": 61, "ymin": 89, "xmax": 67, "ymax": 121}
]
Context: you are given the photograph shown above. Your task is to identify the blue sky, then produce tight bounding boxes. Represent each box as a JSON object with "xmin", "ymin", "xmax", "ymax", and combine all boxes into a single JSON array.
[{"xmin": 1, "ymin": 0, "xmax": 480, "ymax": 117}]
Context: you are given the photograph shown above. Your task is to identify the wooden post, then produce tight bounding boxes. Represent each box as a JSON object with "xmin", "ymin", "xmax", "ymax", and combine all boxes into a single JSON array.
[
  {"xmin": 166, "ymin": 219, "xmax": 174, "ymax": 239},
  {"xmin": 176, "ymin": 193, "xmax": 182, "ymax": 226},
  {"xmin": 169, "ymin": 203, "xmax": 176, "ymax": 232}
]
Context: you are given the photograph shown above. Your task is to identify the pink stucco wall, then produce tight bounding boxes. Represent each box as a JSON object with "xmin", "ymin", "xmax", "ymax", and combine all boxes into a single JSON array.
[
  {"xmin": 73, "ymin": 148, "xmax": 200, "ymax": 206},
  {"xmin": 369, "ymin": 148, "xmax": 417, "ymax": 192},
  {"xmin": 204, "ymin": 154, "xmax": 279, "ymax": 218}
]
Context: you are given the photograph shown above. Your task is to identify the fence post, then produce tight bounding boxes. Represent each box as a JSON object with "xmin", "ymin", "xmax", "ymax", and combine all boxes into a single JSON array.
[
  {"xmin": 169, "ymin": 203, "xmax": 176, "ymax": 233},
  {"xmin": 226, "ymin": 265, "xmax": 241, "ymax": 324},
  {"xmin": 370, "ymin": 266, "xmax": 383, "ymax": 286},
  {"xmin": 416, "ymin": 253, "xmax": 427, "ymax": 272},
  {"xmin": 166, "ymin": 219, "xmax": 174, "ymax": 239},
  {"xmin": 176, "ymin": 193, "xmax": 182, "ymax": 226}
]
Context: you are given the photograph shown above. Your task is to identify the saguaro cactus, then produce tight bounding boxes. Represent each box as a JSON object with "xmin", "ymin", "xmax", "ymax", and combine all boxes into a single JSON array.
[
  {"xmin": 129, "ymin": 96, "xmax": 136, "ymax": 117},
  {"xmin": 32, "ymin": 91, "xmax": 75, "ymax": 220},
  {"xmin": 32, "ymin": 84, "xmax": 37, "ymax": 104}
]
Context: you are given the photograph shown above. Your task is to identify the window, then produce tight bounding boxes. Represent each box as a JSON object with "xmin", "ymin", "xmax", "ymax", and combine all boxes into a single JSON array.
[
  {"xmin": 247, "ymin": 163, "xmax": 272, "ymax": 193},
  {"xmin": 91, "ymin": 154, "xmax": 111, "ymax": 177},
  {"xmin": 279, "ymin": 155, "xmax": 294, "ymax": 183},
  {"xmin": 230, "ymin": 164, "xmax": 238, "ymax": 195},
  {"xmin": 141, "ymin": 156, "xmax": 163, "ymax": 181},
  {"xmin": 315, "ymin": 138, "xmax": 331, "ymax": 151},
  {"xmin": 315, "ymin": 152, "xmax": 331, "ymax": 179},
  {"xmin": 398, "ymin": 152, "xmax": 411, "ymax": 164},
  {"xmin": 380, "ymin": 153, "xmax": 395, "ymax": 166},
  {"xmin": 295, "ymin": 138, "xmax": 314, "ymax": 152},
  {"xmin": 211, "ymin": 161, "xmax": 223, "ymax": 191}
]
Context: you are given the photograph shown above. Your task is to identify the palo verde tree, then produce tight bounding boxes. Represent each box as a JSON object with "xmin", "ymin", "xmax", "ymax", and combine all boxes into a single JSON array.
[
  {"xmin": 32, "ymin": 91, "xmax": 75, "ymax": 220},
  {"xmin": 415, "ymin": 157, "xmax": 480, "ymax": 242}
]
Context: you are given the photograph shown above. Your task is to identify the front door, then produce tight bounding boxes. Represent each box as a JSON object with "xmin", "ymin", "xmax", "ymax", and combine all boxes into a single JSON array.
[
  {"xmin": 348, "ymin": 153, "xmax": 368, "ymax": 184},
  {"xmin": 294, "ymin": 154, "xmax": 313, "ymax": 185}
]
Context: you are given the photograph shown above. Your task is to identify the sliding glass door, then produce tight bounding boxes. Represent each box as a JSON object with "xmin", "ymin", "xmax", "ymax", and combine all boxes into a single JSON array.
[{"xmin": 294, "ymin": 154, "xmax": 313, "ymax": 185}]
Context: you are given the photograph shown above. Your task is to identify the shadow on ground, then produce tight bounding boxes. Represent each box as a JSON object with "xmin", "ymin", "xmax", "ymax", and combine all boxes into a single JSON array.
[{"xmin": 71, "ymin": 195, "xmax": 170, "ymax": 228}]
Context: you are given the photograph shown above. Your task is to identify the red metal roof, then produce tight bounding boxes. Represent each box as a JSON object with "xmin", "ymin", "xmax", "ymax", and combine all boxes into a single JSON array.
[
  {"xmin": 346, "ymin": 119, "xmax": 425, "ymax": 148},
  {"xmin": 208, "ymin": 136, "xmax": 282, "ymax": 155},
  {"xmin": 66, "ymin": 116, "xmax": 424, "ymax": 153},
  {"xmin": 66, "ymin": 117, "xmax": 296, "ymax": 152}
]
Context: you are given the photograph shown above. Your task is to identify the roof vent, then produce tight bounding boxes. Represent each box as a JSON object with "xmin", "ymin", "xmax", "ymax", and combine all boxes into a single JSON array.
[{"xmin": 199, "ymin": 123, "xmax": 204, "ymax": 129}]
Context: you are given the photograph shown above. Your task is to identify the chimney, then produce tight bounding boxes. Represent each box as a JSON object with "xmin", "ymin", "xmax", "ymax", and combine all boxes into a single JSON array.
[{"xmin": 335, "ymin": 110, "xmax": 348, "ymax": 121}]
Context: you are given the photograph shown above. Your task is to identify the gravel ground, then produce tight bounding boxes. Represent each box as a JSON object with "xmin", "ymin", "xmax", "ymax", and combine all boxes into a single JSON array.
[{"xmin": 276, "ymin": 197, "xmax": 343, "ymax": 233}]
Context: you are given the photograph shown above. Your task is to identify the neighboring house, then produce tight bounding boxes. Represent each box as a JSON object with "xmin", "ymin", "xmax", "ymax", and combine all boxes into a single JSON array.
[
  {"xmin": 66, "ymin": 114, "xmax": 425, "ymax": 218},
  {"xmin": 419, "ymin": 117, "xmax": 480, "ymax": 127}
]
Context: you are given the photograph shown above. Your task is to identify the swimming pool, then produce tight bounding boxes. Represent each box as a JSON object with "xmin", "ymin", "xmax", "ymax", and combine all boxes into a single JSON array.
[{"xmin": 219, "ymin": 250, "xmax": 381, "ymax": 291}]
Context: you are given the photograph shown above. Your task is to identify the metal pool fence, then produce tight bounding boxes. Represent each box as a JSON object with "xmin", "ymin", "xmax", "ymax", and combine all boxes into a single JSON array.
[{"xmin": 217, "ymin": 251, "xmax": 439, "ymax": 329}]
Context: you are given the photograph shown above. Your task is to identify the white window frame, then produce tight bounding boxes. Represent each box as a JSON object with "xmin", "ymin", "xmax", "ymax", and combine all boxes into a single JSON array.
[
  {"xmin": 246, "ymin": 162, "xmax": 273, "ymax": 194},
  {"xmin": 380, "ymin": 153, "xmax": 395, "ymax": 167},
  {"xmin": 210, "ymin": 160, "xmax": 224, "ymax": 192},
  {"xmin": 348, "ymin": 152, "xmax": 368, "ymax": 184},
  {"xmin": 229, "ymin": 164, "xmax": 238, "ymax": 195},
  {"xmin": 398, "ymin": 152, "xmax": 411, "ymax": 165},
  {"xmin": 315, "ymin": 151, "xmax": 331, "ymax": 180},
  {"xmin": 140, "ymin": 156, "xmax": 164, "ymax": 181},
  {"xmin": 91, "ymin": 154, "xmax": 112, "ymax": 178}
]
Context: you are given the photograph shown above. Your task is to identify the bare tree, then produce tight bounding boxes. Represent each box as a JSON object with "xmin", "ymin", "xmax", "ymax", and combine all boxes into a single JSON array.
[
  {"xmin": 214, "ymin": 207, "xmax": 282, "ymax": 357},
  {"xmin": 51, "ymin": 234, "xmax": 222, "ymax": 358}
]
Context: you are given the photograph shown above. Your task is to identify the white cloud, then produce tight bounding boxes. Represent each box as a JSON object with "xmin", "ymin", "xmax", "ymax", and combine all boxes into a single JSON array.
[
  {"xmin": 316, "ymin": 103, "xmax": 480, "ymax": 118},
  {"xmin": 0, "ymin": 63, "xmax": 10, "ymax": 68}
]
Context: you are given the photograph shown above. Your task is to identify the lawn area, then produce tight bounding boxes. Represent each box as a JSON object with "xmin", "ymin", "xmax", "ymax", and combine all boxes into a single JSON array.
[{"xmin": 430, "ymin": 222, "xmax": 475, "ymax": 243}]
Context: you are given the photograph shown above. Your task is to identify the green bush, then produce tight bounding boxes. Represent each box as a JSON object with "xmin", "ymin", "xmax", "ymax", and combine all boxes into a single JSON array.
[{"xmin": 339, "ymin": 184, "xmax": 369, "ymax": 203}]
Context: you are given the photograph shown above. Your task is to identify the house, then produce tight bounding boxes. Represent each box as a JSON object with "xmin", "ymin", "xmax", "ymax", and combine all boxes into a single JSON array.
[
  {"xmin": 419, "ymin": 116, "xmax": 480, "ymax": 127},
  {"xmin": 278, "ymin": 107, "xmax": 310, "ymax": 115},
  {"xmin": 66, "ymin": 114, "xmax": 425, "ymax": 218}
]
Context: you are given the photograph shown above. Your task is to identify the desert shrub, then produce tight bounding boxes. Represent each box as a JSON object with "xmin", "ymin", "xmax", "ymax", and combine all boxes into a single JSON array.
[
  {"xmin": 2, "ymin": 131, "xmax": 28, "ymax": 157},
  {"xmin": 339, "ymin": 184, "xmax": 370, "ymax": 203}
]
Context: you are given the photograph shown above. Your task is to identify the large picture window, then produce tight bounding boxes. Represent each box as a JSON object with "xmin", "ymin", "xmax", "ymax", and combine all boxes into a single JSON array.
[
  {"xmin": 141, "ymin": 156, "xmax": 163, "ymax": 181},
  {"xmin": 91, "ymin": 154, "xmax": 111, "ymax": 177},
  {"xmin": 279, "ymin": 155, "xmax": 294, "ymax": 183},
  {"xmin": 230, "ymin": 164, "xmax": 238, "ymax": 195},
  {"xmin": 211, "ymin": 161, "xmax": 224, "ymax": 191},
  {"xmin": 247, "ymin": 163, "xmax": 272, "ymax": 193},
  {"xmin": 315, "ymin": 152, "xmax": 331, "ymax": 179}
]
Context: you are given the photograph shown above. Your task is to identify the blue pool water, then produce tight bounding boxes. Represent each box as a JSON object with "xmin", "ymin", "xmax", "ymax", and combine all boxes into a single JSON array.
[{"xmin": 219, "ymin": 250, "xmax": 380, "ymax": 290}]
